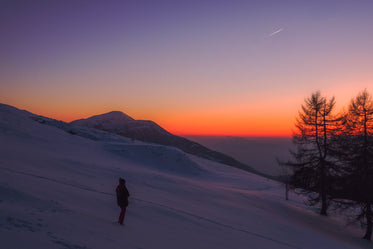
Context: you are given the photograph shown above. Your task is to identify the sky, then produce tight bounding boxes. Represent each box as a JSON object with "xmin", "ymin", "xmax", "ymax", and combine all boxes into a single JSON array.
[{"xmin": 1, "ymin": 0, "xmax": 372, "ymax": 136}]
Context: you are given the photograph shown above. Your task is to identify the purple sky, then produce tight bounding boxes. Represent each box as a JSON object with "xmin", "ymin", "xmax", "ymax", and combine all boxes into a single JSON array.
[{"xmin": 1, "ymin": 0, "xmax": 372, "ymax": 135}]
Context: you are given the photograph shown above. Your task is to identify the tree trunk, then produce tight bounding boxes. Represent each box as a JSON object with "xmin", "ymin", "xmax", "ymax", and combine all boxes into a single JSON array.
[
  {"xmin": 320, "ymin": 161, "xmax": 327, "ymax": 216},
  {"xmin": 363, "ymin": 203, "xmax": 372, "ymax": 240},
  {"xmin": 320, "ymin": 191, "xmax": 327, "ymax": 216},
  {"xmin": 285, "ymin": 182, "xmax": 289, "ymax": 201}
]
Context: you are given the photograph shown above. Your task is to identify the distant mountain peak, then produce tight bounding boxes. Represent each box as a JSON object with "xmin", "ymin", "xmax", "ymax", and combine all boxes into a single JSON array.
[
  {"xmin": 90, "ymin": 111, "xmax": 134, "ymax": 121},
  {"xmin": 70, "ymin": 111, "xmax": 253, "ymax": 173},
  {"xmin": 72, "ymin": 111, "xmax": 135, "ymax": 126},
  {"xmin": 105, "ymin": 110, "xmax": 126, "ymax": 115}
]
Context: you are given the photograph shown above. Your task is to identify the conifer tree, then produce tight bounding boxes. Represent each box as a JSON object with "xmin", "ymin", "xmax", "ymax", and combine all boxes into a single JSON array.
[
  {"xmin": 336, "ymin": 89, "xmax": 373, "ymax": 240},
  {"xmin": 285, "ymin": 91, "xmax": 337, "ymax": 215}
]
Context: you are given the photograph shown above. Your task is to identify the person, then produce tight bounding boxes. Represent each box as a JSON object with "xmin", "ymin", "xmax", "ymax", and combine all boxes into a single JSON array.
[{"xmin": 115, "ymin": 178, "xmax": 130, "ymax": 225}]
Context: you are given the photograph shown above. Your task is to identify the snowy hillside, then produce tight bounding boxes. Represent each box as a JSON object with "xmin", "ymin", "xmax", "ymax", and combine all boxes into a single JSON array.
[
  {"xmin": 0, "ymin": 103, "xmax": 371, "ymax": 249},
  {"xmin": 71, "ymin": 111, "xmax": 168, "ymax": 137},
  {"xmin": 71, "ymin": 111, "xmax": 253, "ymax": 173}
]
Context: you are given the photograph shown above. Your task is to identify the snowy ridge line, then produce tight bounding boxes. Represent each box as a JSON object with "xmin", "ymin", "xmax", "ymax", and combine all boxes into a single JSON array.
[{"xmin": 0, "ymin": 166, "xmax": 301, "ymax": 249}]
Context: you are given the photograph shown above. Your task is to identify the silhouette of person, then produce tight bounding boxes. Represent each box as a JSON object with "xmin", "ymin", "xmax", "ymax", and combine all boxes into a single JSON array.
[{"xmin": 115, "ymin": 178, "xmax": 130, "ymax": 225}]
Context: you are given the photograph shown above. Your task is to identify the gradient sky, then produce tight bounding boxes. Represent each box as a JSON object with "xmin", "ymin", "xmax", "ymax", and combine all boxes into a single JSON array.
[{"xmin": 1, "ymin": 0, "xmax": 372, "ymax": 136}]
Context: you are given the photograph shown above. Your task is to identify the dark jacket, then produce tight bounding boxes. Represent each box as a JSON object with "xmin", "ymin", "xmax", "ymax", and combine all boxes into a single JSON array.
[{"xmin": 116, "ymin": 183, "xmax": 130, "ymax": 207}]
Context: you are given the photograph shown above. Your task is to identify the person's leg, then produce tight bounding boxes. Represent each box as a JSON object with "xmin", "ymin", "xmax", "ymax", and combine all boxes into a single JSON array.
[{"xmin": 118, "ymin": 206, "xmax": 126, "ymax": 224}]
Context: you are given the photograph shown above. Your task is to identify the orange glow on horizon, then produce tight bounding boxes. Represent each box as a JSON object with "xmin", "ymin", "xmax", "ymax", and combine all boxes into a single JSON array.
[
  {"xmin": 4, "ymin": 84, "xmax": 370, "ymax": 137},
  {"xmin": 17, "ymin": 103, "xmax": 293, "ymax": 137},
  {"xmin": 154, "ymin": 108, "xmax": 294, "ymax": 137},
  {"xmin": 162, "ymin": 118, "xmax": 293, "ymax": 137}
]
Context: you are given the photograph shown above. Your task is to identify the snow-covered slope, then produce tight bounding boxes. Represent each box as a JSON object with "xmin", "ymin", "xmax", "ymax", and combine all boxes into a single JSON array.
[
  {"xmin": 71, "ymin": 111, "xmax": 168, "ymax": 137},
  {"xmin": 0, "ymin": 103, "xmax": 371, "ymax": 249},
  {"xmin": 71, "ymin": 111, "xmax": 254, "ymax": 173}
]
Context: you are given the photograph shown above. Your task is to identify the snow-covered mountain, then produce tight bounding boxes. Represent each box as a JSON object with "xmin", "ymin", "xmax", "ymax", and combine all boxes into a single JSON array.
[
  {"xmin": 71, "ymin": 111, "xmax": 255, "ymax": 174},
  {"xmin": 0, "ymin": 103, "xmax": 371, "ymax": 249},
  {"xmin": 71, "ymin": 111, "xmax": 171, "ymax": 140}
]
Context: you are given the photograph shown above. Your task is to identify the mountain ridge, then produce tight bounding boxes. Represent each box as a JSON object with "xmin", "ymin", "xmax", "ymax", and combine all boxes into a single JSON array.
[
  {"xmin": 70, "ymin": 111, "xmax": 258, "ymax": 174},
  {"xmin": 0, "ymin": 103, "xmax": 257, "ymax": 175}
]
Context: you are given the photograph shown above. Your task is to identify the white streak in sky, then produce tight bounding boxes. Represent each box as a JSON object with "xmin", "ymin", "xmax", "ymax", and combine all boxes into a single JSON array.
[{"xmin": 269, "ymin": 28, "xmax": 284, "ymax": 37}]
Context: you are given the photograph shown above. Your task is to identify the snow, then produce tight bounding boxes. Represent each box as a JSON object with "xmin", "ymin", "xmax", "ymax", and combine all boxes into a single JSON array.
[
  {"xmin": 72, "ymin": 111, "xmax": 135, "ymax": 127},
  {"xmin": 70, "ymin": 111, "xmax": 169, "ymax": 137},
  {"xmin": 0, "ymin": 103, "xmax": 371, "ymax": 249}
]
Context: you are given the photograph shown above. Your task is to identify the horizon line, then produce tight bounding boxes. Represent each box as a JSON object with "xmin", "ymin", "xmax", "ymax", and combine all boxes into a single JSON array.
[{"xmin": 177, "ymin": 133, "xmax": 292, "ymax": 138}]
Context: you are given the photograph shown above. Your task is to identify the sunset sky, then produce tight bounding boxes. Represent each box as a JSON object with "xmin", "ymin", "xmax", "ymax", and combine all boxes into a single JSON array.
[{"xmin": 1, "ymin": 0, "xmax": 372, "ymax": 136}]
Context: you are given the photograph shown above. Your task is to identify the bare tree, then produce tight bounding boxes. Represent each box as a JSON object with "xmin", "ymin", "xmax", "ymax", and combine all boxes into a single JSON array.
[
  {"xmin": 335, "ymin": 89, "xmax": 373, "ymax": 240},
  {"xmin": 284, "ymin": 91, "xmax": 337, "ymax": 216}
]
